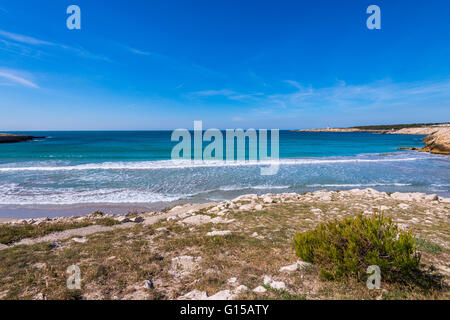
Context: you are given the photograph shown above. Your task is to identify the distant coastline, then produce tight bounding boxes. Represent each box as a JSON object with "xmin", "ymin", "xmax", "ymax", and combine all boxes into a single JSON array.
[
  {"xmin": 295, "ymin": 122, "xmax": 450, "ymax": 155},
  {"xmin": 0, "ymin": 133, "xmax": 45, "ymax": 144}
]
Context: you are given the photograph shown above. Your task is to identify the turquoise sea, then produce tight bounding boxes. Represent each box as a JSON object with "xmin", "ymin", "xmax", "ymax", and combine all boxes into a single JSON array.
[{"xmin": 0, "ymin": 131, "xmax": 449, "ymax": 218}]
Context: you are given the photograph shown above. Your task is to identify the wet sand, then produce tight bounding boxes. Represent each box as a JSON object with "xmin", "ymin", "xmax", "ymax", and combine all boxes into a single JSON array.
[{"xmin": 0, "ymin": 198, "xmax": 214, "ymax": 219}]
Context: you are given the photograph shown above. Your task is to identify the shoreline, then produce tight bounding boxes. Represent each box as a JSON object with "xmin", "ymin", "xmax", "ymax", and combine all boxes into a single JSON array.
[
  {"xmin": 1, "ymin": 189, "xmax": 449, "ymax": 223},
  {"xmin": 1, "ymin": 128, "xmax": 448, "ymax": 219},
  {"xmin": 2, "ymin": 181, "xmax": 450, "ymax": 219},
  {"xmin": 1, "ymin": 149, "xmax": 449, "ymax": 220}
]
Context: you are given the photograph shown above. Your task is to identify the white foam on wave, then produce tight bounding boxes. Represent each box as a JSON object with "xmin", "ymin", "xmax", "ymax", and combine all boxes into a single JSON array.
[
  {"xmin": 0, "ymin": 157, "xmax": 421, "ymax": 172},
  {"xmin": 306, "ymin": 183, "xmax": 413, "ymax": 187},
  {"xmin": 0, "ymin": 186, "xmax": 185, "ymax": 205},
  {"xmin": 251, "ymin": 185, "xmax": 291, "ymax": 190},
  {"xmin": 218, "ymin": 185, "xmax": 290, "ymax": 191}
]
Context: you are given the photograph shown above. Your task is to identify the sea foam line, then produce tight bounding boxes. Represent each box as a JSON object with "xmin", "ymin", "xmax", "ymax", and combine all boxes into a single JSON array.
[
  {"xmin": 217, "ymin": 185, "xmax": 290, "ymax": 191},
  {"xmin": 0, "ymin": 188, "xmax": 186, "ymax": 205},
  {"xmin": 306, "ymin": 183, "xmax": 413, "ymax": 187},
  {"xmin": 0, "ymin": 158, "xmax": 420, "ymax": 172}
]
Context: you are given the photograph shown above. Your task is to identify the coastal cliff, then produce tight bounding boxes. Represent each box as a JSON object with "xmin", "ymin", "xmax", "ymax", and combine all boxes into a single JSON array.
[
  {"xmin": 298, "ymin": 124, "xmax": 450, "ymax": 155},
  {"xmin": 0, "ymin": 134, "xmax": 43, "ymax": 144},
  {"xmin": 391, "ymin": 127, "xmax": 450, "ymax": 155}
]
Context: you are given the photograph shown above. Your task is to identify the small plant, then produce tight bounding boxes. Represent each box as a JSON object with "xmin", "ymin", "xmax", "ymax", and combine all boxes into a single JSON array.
[
  {"xmin": 293, "ymin": 213, "xmax": 421, "ymax": 284},
  {"xmin": 90, "ymin": 211, "xmax": 104, "ymax": 217},
  {"xmin": 262, "ymin": 284, "xmax": 307, "ymax": 300},
  {"xmin": 415, "ymin": 238, "xmax": 443, "ymax": 255},
  {"xmin": 94, "ymin": 218, "xmax": 120, "ymax": 227}
]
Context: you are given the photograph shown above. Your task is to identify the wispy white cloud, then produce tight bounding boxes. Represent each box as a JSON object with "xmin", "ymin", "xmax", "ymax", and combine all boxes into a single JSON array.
[
  {"xmin": 123, "ymin": 45, "xmax": 150, "ymax": 56},
  {"xmin": 117, "ymin": 42, "xmax": 166, "ymax": 58},
  {"xmin": 59, "ymin": 44, "xmax": 112, "ymax": 62},
  {"xmin": 268, "ymin": 78, "xmax": 450, "ymax": 112},
  {"xmin": 0, "ymin": 30, "xmax": 53, "ymax": 46},
  {"xmin": 191, "ymin": 89, "xmax": 263, "ymax": 101},
  {"xmin": 284, "ymin": 80, "xmax": 304, "ymax": 89},
  {"xmin": 0, "ymin": 68, "xmax": 39, "ymax": 88},
  {"xmin": 0, "ymin": 29, "xmax": 111, "ymax": 62},
  {"xmin": 192, "ymin": 78, "xmax": 450, "ymax": 116},
  {"xmin": 0, "ymin": 39, "xmax": 47, "ymax": 59},
  {"xmin": 115, "ymin": 42, "xmax": 223, "ymax": 78},
  {"xmin": 193, "ymin": 89, "xmax": 236, "ymax": 97}
]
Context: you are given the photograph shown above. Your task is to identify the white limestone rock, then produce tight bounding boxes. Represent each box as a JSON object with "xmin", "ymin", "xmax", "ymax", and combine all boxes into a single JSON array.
[
  {"xmin": 169, "ymin": 256, "xmax": 202, "ymax": 277},
  {"xmin": 262, "ymin": 196, "xmax": 274, "ymax": 204},
  {"xmin": 253, "ymin": 286, "xmax": 267, "ymax": 294},
  {"xmin": 72, "ymin": 237, "xmax": 88, "ymax": 243},
  {"xmin": 207, "ymin": 230, "xmax": 232, "ymax": 236},
  {"xmin": 425, "ymin": 194, "xmax": 439, "ymax": 201},
  {"xmin": 208, "ymin": 289, "xmax": 234, "ymax": 300},
  {"xmin": 270, "ymin": 280, "xmax": 286, "ymax": 290},
  {"xmin": 279, "ymin": 260, "xmax": 312, "ymax": 273},
  {"xmin": 234, "ymin": 285, "xmax": 248, "ymax": 293},
  {"xmin": 178, "ymin": 290, "xmax": 208, "ymax": 300}
]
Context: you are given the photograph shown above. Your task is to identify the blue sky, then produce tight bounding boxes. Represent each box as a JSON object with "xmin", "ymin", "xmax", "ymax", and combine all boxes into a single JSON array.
[{"xmin": 0, "ymin": 0, "xmax": 449, "ymax": 130}]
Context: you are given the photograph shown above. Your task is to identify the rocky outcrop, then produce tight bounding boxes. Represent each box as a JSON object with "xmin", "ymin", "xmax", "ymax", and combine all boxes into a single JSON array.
[
  {"xmin": 297, "ymin": 125, "xmax": 450, "ymax": 155},
  {"xmin": 0, "ymin": 134, "xmax": 45, "ymax": 143},
  {"xmin": 419, "ymin": 127, "xmax": 450, "ymax": 155},
  {"xmin": 389, "ymin": 127, "xmax": 443, "ymax": 135},
  {"xmin": 393, "ymin": 127, "xmax": 450, "ymax": 155}
]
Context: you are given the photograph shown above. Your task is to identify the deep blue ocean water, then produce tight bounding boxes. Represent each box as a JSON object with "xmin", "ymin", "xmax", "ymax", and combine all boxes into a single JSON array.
[{"xmin": 0, "ymin": 131, "xmax": 449, "ymax": 218}]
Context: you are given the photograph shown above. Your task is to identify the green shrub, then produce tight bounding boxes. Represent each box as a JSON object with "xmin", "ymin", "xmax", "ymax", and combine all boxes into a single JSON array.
[
  {"xmin": 293, "ymin": 213, "xmax": 421, "ymax": 283},
  {"xmin": 90, "ymin": 211, "xmax": 105, "ymax": 217}
]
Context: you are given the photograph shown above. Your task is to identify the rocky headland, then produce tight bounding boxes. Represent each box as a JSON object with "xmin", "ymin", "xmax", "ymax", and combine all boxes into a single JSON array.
[
  {"xmin": 297, "ymin": 124, "xmax": 450, "ymax": 155},
  {"xmin": 391, "ymin": 127, "xmax": 450, "ymax": 155},
  {"xmin": 0, "ymin": 133, "xmax": 45, "ymax": 144}
]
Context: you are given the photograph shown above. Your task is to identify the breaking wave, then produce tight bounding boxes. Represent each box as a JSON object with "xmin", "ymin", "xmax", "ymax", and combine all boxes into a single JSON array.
[{"xmin": 0, "ymin": 157, "xmax": 420, "ymax": 172}]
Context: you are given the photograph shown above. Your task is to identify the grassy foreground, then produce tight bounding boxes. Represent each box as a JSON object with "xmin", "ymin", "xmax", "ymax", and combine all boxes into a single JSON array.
[
  {"xmin": 0, "ymin": 218, "xmax": 119, "ymax": 245},
  {"xmin": 0, "ymin": 189, "xmax": 448, "ymax": 300}
]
